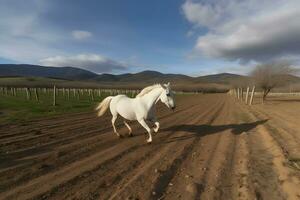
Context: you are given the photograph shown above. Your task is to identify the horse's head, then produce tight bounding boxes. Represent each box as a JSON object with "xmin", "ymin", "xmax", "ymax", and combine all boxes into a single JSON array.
[{"xmin": 160, "ymin": 82, "xmax": 176, "ymax": 110}]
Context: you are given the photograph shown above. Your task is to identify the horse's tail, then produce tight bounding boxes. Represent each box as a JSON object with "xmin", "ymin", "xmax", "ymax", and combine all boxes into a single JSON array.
[{"xmin": 95, "ymin": 96, "xmax": 113, "ymax": 117}]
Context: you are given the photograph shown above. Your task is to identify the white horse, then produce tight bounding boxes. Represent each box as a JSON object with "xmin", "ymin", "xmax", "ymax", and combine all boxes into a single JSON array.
[{"xmin": 95, "ymin": 83, "xmax": 176, "ymax": 143}]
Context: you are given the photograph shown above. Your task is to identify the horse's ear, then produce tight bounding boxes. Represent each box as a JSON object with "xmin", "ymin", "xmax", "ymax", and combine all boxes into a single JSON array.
[{"xmin": 163, "ymin": 82, "xmax": 170, "ymax": 88}]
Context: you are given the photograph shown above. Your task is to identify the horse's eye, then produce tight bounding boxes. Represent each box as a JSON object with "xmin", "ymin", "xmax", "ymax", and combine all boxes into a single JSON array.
[{"xmin": 166, "ymin": 93, "xmax": 170, "ymax": 96}]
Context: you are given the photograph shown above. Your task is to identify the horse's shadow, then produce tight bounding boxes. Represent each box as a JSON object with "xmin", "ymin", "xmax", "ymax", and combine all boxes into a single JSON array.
[{"xmin": 160, "ymin": 119, "xmax": 268, "ymax": 144}]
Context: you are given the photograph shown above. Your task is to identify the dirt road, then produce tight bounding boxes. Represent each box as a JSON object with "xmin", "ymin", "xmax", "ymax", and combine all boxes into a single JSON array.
[{"xmin": 0, "ymin": 94, "xmax": 299, "ymax": 200}]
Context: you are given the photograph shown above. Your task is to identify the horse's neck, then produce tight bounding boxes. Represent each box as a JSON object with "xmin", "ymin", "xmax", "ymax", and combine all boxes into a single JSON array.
[{"xmin": 140, "ymin": 88, "xmax": 162, "ymax": 109}]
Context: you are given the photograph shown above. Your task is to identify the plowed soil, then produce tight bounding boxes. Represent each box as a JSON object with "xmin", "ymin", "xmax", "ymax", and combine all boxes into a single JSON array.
[{"xmin": 1, "ymin": 94, "xmax": 300, "ymax": 200}]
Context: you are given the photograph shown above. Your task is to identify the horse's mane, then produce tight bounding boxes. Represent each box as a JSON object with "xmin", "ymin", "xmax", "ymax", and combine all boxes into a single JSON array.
[{"xmin": 136, "ymin": 84, "xmax": 162, "ymax": 97}]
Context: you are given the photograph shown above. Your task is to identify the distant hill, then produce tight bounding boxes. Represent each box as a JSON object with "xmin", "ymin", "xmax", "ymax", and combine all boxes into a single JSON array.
[
  {"xmin": 2, "ymin": 64, "xmax": 299, "ymax": 87},
  {"xmin": 278, "ymin": 74, "xmax": 300, "ymax": 83},
  {"xmin": 0, "ymin": 64, "xmax": 98, "ymax": 80},
  {"xmin": 194, "ymin": 73, "xmax": 251, "ymax": 85},
  {"xmin": 93, "ymin": 70, "xmax": 192, "ymax": 83},
  {"xmin": 0, "ymin": 64, "xmax": 204, "ymax": 83},
  {"xmin": 2, "ymin": 64, "xmax": 300, "ymax": 93}
]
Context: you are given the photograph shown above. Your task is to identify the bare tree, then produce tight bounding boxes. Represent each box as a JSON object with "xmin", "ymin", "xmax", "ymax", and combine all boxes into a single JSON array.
[{"xmin": 251, "ymin": 62, "xmax": 292, "ymax": 103}]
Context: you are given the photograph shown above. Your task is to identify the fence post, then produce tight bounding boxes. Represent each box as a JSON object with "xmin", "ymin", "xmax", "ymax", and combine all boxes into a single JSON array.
[
  {"xmin": 67, "ymin": 88, "xmax": 70, "ymax": 100},
  {"xmin": 26, "ymin": 88, "xmax": 31, "ymax": 100},
  {"xmin": 34, "ymin": 88, "xmax": 39, "ymax": 101},
  {"xmin": 13, "ymin": 88, "xmax": 17, "ymax": 96},
  {"xmin": 249, "ymin": 86, "xmax": 255, "ymax": 105},
  {"xmin": 91, "ymin": 89, "xmax": 94, "ymax": 101},
  {"xmin": 88, "ymin": 89, "xmax": 91, "ymax": 99},
  {"xmin": 245, "ymin": 87, "xmax": 250, "ymax": 104},
  {"xmin": 237, "ymin": 88, "xmax": 240, "ymax": 99},
  {"xmin": 241, "ymin": 88, "xmax": 243, "ymax": 100},
  {"xmin": 77, "ymin": 89, "xmax": 80, "ymax": 100},
  {"xmin": 53, "ymin": 85, "xmax": 56, "ymax": 106}
]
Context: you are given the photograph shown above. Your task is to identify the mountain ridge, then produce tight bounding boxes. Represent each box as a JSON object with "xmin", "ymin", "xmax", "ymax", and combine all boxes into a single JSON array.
[
  {"xmin": 0, "ymin": 64, "xmax": 98, "ymax": 80},
  {"xmin": 1, "ymin": 64, "xmax": 299, "ymax": 85}
]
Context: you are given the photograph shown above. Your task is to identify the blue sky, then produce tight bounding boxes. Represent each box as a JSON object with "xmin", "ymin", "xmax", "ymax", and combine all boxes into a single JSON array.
[{"xmin": 1, "ymin": 0, "xmax": 300, "ymax": 75}]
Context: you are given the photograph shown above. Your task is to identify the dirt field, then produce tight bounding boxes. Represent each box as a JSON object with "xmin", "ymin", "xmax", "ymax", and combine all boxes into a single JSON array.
[{"xmin": 0, "ymin": 94, "xmax": 300, "ymax": 200}]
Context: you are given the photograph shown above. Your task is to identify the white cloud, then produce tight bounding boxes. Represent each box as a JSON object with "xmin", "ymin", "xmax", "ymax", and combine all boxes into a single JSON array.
[
  {"xmin": 71, "ymin": 30, "xmax": 93, "ymax": 40},
  {"xmin": 0, "ymin": 0, "xmax": 64, "ymax": 63},
  {"xmin": 186, "ymin": 30, "xmax": 195, "ymax": 37},
  {"xmin": 182, "ymin": 0, "xmax": 300, "ymax": 63},
  {"xmin": 182, "ymin": 1, "xmax": 221, "ymax": 28},
  {"xmin": 39, "ymin": 54, "xmax": 127, "ymax": 73}
]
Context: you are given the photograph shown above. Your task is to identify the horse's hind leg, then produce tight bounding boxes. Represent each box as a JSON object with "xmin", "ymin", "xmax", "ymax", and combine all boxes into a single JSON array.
[
  {"xmin": 138, "ymin": 119, "xmax": 152, "ymax": 143},
  {"xmin": 124, "ymin": 121, "xmax": 132, "ymax": 136},
  {"xmin": 112, "ymin": 115, "xmax": 121, "ymax": 138}
]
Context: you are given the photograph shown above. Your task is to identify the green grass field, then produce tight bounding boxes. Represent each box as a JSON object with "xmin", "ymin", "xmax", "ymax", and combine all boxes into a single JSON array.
[{"xmin": 0, "ymin": 89, "xmax": 115, "ymax": 123}]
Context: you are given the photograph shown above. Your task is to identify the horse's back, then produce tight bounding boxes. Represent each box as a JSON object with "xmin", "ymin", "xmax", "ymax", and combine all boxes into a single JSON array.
[
  {"xmin": 110, "ymin": 95, "xmax": 137, "ymax": 120},
  {"xmin": 110, "ymin": 95, "xmax": 129, "ymax": 109}
]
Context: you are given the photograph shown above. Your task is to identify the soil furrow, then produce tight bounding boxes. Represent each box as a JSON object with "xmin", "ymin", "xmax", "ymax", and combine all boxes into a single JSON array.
[
  {"xmin": 237, "ymin": 101, "xmax": 300, "ymax": 200},
  {"xmin": 37, "ymin": 97, "xmax": 222, "ymax": 200}
]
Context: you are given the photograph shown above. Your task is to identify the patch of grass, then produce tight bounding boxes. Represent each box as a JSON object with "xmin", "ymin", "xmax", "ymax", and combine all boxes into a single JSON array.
[{"xmin": 0, "ymin": 90, "xmax": 110, "ymax": 123}]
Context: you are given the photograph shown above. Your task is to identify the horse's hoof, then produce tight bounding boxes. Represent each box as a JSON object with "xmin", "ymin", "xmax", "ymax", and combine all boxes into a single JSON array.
[
  {"xmin": 128, "ymin": 134, "xmax": 133, "ymax": 137},
  {"xmin": 146, "ymin": 140, "xmax": 152, "ymax": 144},
  {"xmin": 118, "ymin": 135, "xmax": 124, "ymax": 138}
]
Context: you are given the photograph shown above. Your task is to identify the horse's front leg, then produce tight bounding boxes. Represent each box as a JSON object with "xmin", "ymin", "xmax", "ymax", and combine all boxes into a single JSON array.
[
  {"xmin": 151, "ymin": 117, "xmax": 160, "ymax": 133},
  {"xmin": 154, "ymin": 121, "xmax": 160, "ymax": 133},
  {"xmin": 148, "ymin": 112, "xmax": 159, "ymax": 134},
  {"xmin": 138, "ymin": 118, "xmax": 152, "ymax": 143}
]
